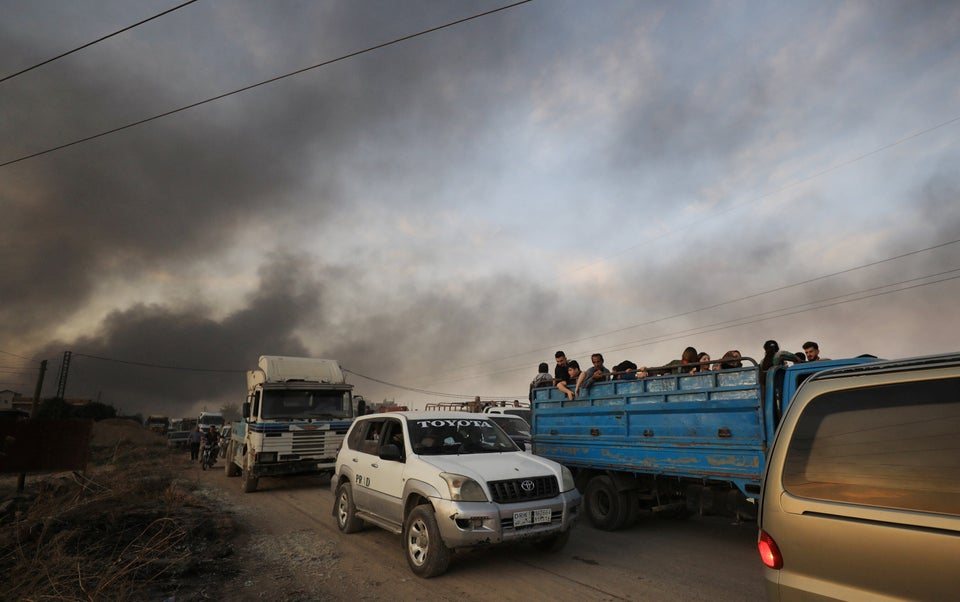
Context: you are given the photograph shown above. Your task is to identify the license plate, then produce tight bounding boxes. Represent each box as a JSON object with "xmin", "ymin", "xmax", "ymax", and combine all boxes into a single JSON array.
[{"xmin": 513, "ymin": 508, "xmax": 552, "ymax": 527}]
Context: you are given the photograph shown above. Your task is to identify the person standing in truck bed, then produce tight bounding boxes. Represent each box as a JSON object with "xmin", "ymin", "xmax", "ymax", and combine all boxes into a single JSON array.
[
  {"xmin": 529, "ymin": 362, "xmax": 554, "ymax": 401},
  {"xmin": 554, "ymin": 351, "xmax": 570, "ymax": 383}
]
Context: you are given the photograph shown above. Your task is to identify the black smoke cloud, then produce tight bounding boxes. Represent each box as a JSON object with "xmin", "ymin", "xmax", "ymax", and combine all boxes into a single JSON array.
[
  {"xmin": 32, "ymin": 252, "xmax": 317, "ymax": 415},
  {"xmin": 0, "ymin": 1, "xmax": 533, "ymax": 350}
]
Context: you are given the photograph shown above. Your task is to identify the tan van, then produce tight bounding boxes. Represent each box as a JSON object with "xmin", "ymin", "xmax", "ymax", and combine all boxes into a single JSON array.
[{"xmin": 758, "ymin": 353, "xmax": 960, "ymax": 601}]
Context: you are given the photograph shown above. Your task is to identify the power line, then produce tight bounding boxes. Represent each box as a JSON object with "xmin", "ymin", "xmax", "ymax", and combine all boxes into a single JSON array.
[
  {"xmin": 343, "ymin": 368, "xmax": 515, "ymax": 401},
  {"xmin": 0, "ymin": 0, "xmax": 533, "ymax": 169},
  {"xmin": 600, "ymin": 271, "xmax": 960, "ymax": 359},
  {"xmin": 73, "ymin": 353, "xmax": 245, "ymax": 373},
  {"xmin": 424, "ymin": 237, "xmax": 960, "ymax": 380},
  {"xmin": 0, "ymin": 0, "xmax": 199, "ymax": 84},
  {"xmin": 426, "ymin": 267, "xmax": 960, "ymax": 388},
  {"xmin": 0, "ymin": 349, "xmax": 35, "ymax": 362}
]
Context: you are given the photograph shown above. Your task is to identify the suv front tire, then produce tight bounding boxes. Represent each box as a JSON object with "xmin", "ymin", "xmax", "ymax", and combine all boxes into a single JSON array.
[
  {"xmin": 335, "ymin": 482, "xmax": 364, "ymax": 533},
  {"xmin": 404, "ymin": 505, "xmax": 451, "ymax": 578}
]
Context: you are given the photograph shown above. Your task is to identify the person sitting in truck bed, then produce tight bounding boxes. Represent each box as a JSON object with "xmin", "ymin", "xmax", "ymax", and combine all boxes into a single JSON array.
[
  {"xmin": 557, "ymin": 360, "xmax": 581, "ymax": 401},
  {"xmin": 691, "ymin": 352, "xmax": 712, "ymax": 372},
  {"xmin": 718, "ymin": 350, "xmax": 743, "ymax": 369},
  {"xmin": 576, "ymin": 353, "xmax": 611, "ymax": 397},
  {"xmin": 611, "ymin": 360, "xmax": 638, "ymax": 380},
  {"xmin": 664, "ymin": 346, "xmax": 699, "ymax": 374}
]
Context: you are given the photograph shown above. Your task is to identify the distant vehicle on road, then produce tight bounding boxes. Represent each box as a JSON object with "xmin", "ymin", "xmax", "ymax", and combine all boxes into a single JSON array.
[
  {"xmin": 218, "ymin": 425, "xmax": 232, "ymax": 457},
  {"xmin": 224, "ymin": 355, "xmax": 355, "ymax": 493},
  {"xmin": 198, "ymin": 411, "xmax": 224, "ymax": 432},
  {"xmin": 488, "ymin": 414, "xmax": 532, "ymax": 453},
  {"xmin": 144, "ymin": 415, "xmax": 170, "ymax": 435},
  {"xmin": 167, "ymin": 430, "xmax": 189, "ymax": 449}
]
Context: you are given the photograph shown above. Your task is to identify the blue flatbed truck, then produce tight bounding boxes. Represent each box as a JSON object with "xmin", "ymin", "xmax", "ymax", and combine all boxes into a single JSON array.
[{"xmin": 531, "ymin": 356, "xmax": 877, "ymax": 530}]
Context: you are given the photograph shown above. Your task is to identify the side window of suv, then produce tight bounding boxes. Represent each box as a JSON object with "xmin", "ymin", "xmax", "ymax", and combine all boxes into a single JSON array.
[
  {"xmin": 348, "ymin": 419, "xmax": 388, "ymax": 455},
  {"xmin": 380, "ymin": 419, "xmax": 405, "ymax": 461},
  {"xmin": 346, "ymin": 420, "xmax": 367, "ymax": 451},
  {"xmin": 782, "ymin": 377, "xmax": 960, "ymax": 515}
]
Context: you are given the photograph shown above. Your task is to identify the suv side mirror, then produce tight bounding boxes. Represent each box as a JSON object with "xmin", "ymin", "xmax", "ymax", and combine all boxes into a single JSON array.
[{"xmin": 380, "ymin": 443, "xmax": 404, "ymax": 462}]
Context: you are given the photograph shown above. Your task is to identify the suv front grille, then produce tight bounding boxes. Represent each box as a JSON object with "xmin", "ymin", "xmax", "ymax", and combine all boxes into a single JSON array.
[{"xmin": 488, "ymin": 476, "xmax": 559, "ymax": 503}]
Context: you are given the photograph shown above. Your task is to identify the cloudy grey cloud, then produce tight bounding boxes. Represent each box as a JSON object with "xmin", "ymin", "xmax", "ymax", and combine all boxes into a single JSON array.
[{"xmin": 2, "ymin": 1, "xmax": 958, "ymax": 415}]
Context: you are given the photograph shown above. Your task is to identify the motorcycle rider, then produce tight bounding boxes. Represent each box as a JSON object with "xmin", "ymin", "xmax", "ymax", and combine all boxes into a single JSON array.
[{"xmin": 201, "ymin": 425, "xmax": 220, "ymax": 465}]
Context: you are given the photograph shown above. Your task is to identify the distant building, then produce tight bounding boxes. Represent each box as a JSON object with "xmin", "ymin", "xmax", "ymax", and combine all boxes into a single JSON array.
[{"xmin": 0, "ymin": 389, "xmax": 21, "ymax": 410}]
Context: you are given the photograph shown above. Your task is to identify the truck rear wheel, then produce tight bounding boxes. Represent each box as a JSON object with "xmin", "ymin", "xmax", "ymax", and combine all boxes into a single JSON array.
[
  {"xmin": 585, "ymin": 475, "xmax": 629, "ymax": 531},
  {"xmin": 404, "ymin": 505, "xmax": 451, "ymax": 578},
  {"xmin": 241, "ymin": 453, "xmax": 259, "ymax": 493},
  {"xmin": 224, "ymin": 442, "xmax": 240, "ymax": 477}
]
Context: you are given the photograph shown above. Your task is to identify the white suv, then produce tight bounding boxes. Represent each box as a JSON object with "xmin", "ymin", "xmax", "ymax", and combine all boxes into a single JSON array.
[{"xmin": 332, "ymin": 411, "xmax": 581, "ymax": 577}]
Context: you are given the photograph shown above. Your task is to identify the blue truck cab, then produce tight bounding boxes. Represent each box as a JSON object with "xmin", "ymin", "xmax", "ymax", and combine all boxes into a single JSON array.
[{"xmin": 531, "ymin": 356, "xmax": 877, "ymax": 530}]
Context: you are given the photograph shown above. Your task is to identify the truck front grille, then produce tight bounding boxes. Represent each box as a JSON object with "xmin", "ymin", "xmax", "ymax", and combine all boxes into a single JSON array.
[
  {"xmin": 289, "ymin": 430, "xmax": 343, "ymax": 457},
  {"xmin": 488, "ymin": 476, "xmax": 559, "ymax": 503}
]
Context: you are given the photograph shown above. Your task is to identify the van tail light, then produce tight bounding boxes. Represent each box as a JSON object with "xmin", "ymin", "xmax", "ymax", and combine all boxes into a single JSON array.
[{"xmin": 758, "ymin": 530, "xmax": 784, "ymax": 569}]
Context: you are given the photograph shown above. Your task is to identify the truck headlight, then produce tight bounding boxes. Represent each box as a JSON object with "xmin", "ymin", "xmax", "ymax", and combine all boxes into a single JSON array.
[
  {"xmin": 257, "ymin": 451, "xmax": 277, "ymax": 463},
  {"xmin": 440, "ymin": 472, "xmax": 488, "ymax": 502},
  {"xmin": 560, "ymin": 465, "xmax": 575, "ymax": 492}
]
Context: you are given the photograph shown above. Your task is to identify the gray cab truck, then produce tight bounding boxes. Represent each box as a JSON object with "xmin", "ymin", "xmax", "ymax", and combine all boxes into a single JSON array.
[{"xmin": 225, "ymin": 355, "xmax": 355, "ymax": 492}]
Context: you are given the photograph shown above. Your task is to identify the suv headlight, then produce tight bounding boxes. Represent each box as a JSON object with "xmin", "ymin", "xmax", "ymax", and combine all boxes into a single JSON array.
[
  {"xmin": 560, "ymin": 465, "xmax": 575, "ymax": 492},
  {"xmin": 440, "ymin": 472, "xmax": 488, "ymax": 502}
]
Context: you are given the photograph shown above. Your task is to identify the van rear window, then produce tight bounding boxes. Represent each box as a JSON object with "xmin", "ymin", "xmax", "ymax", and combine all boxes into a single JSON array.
[{"xmin": 783, "ymin": 378, "xmax": 960, "ymax": 516}]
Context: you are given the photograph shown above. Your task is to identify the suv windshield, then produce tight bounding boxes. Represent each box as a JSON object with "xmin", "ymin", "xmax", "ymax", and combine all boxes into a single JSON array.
[
  {"xmin": 261, "ymin": 389, "xmax": 351, "ymax": 420},
  {"xmin": 409, "ymin": 417, "xmax": 518, "ymax": 455}
]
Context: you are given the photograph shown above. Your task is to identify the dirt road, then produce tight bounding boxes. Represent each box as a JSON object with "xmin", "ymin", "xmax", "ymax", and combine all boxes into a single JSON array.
[{"xmin": 200, "ymin": 465, "xmax": 765, "ymax": 601}]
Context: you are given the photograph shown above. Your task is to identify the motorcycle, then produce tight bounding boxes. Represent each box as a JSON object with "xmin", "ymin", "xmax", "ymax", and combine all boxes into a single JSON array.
[{"xmin": 200, "ymin": 442, "xmax": 219, "ymax": 470}]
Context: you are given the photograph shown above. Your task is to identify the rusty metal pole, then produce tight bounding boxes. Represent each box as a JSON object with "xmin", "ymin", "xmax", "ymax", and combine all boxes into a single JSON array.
[{"xmin": 16, "ymin": 359, "xmax": 47, "ymax": 492}]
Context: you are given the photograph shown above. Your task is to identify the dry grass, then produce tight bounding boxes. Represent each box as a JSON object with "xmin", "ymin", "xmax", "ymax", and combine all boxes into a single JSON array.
[{"xmin": 0, "ymin": 425, "xmax": 237, "ymax": 601}]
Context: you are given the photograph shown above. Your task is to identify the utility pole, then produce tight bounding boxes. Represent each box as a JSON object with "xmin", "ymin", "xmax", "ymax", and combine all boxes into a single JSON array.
[
  {"xmin": 18, "ymin": 359, "xmax": 47, "ymax": 492},
  {"xmin": 29, "ymin": 360, "xmax": 47, "ymax": 418},
  {"xmin": 55, "ymin": 350, "xmax": 71, "ymax": 399}
]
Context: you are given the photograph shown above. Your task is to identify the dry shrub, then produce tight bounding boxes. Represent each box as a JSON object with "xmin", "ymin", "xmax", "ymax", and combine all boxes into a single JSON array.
[{"xmin": 0, "ymin": 435, "xmax": 235, "ymax": 601}]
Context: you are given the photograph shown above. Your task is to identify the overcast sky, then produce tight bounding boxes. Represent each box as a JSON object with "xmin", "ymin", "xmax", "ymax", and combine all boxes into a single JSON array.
[{"xmin": 2, "ymin": 0, "xmax": 958, "ymax": 417}]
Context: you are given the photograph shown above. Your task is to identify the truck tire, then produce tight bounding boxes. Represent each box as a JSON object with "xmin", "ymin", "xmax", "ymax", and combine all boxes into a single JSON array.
[
  {"xmin": 241, "ymin": 453, "xmax": 259, "ymax": 493},
  {"xmin": 533, "ymin": 529, "xmax": 570, "ymax": 553},
  {"xmin": 334, "ymin": 482, "xmax": 364, "ymax": 533},
  {"xmin": 224, "ymin": 442, "xmax": 240, "ymax": 477},
  {"xmin": 404, "ymin": 505, "xmax": 451, "ymax": 578},
  {"xmin": 585, "ymin": 475, "xmax": 629, "ymax": 531}
]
